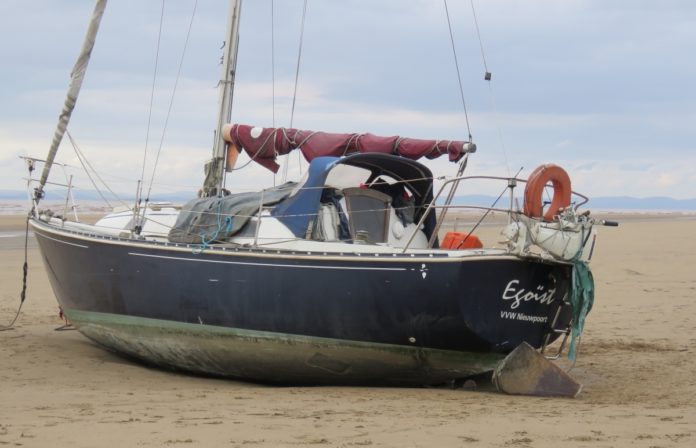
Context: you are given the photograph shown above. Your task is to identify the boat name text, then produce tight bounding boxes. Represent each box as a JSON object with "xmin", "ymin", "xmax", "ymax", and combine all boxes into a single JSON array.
[{"xmin": 502, "ymin": 279, "xmax": 555, "ymax": 310}]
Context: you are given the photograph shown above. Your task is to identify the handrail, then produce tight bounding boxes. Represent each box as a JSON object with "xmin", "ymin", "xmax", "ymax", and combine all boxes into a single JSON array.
[
  {"xmin": 28, "ymin": 159, "xmax": 592, "ymax": 250},
  {"xmin": 401, "ymin": 174, "xmax": 590, "ymax": 253}
]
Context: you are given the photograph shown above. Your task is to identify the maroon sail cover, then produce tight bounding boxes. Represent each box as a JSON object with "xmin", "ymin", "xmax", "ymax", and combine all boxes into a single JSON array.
[{"xmin": 223, "ymin": 124, "xmax": 474, "ymax": 173}]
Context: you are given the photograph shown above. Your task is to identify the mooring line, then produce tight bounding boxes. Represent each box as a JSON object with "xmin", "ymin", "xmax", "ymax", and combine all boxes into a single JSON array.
[{"xmin": 0, "ymin": 214, "xmax": 30, "ymax": 331}]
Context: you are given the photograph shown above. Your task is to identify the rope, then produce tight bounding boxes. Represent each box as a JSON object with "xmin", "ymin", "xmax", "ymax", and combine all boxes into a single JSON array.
[
  {"xmin": 0, "ymin": 215, "xmax": 30, "ymax": 331},
  {"xmin": 144, "ymin": 0, "xmax": 198, "ymax": 204},
  {"xmin": 179, "ymin": 203, "xmax": 431, "ymax": 224},
  {"xmin": 568, "ymin": 260, "xmax": 594, "ymax": 362},
  {"xmin": 229, "ymin": 127, "xmax": 279, "ymax": 171},
  {"xmin": 193, "ymin": 202, "xmax": 234, "ymax": 253},
  {"xmin": 443, "ymin": 0, "xmax": 473, "ymax": 141}
]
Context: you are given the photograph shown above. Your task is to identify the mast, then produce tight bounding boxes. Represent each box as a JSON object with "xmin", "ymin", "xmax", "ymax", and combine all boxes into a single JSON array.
[
  {"xmin": 201, "ymin": 0, "xmax": 242, "ymax": 197},
  {"xmin": 34, "ymin": 0, "xmax": 108, "ymax": 205}
]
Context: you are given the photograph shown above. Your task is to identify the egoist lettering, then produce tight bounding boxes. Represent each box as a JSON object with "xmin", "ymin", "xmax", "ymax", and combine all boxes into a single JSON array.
[{"xmin": 502, "ymin": 279, "xmax": 556, "ymax": 310}]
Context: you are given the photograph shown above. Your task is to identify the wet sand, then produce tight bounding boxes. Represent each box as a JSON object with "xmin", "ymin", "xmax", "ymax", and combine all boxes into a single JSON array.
[{"xmin": 1, "ymin": 213, "xmax": 695, "ymax": 447}]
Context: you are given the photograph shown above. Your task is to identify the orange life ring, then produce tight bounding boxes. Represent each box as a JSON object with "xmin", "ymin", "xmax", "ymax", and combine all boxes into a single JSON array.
[{"xmin": 523, "ymin": 164, "xmax": 571, "ymax": 222}]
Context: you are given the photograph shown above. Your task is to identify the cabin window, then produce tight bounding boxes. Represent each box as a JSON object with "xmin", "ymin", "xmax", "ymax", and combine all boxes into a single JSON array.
[
  {"xmin": 325, "ymin": 165, "xmax": 371, "ymax": 189},
  {"xmin": 342, "ymin": 187, "xmax": 391, "ymax": 243}
]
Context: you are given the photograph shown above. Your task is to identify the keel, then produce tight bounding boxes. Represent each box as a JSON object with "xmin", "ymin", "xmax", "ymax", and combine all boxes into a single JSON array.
[{"xmin": 492, "ymin": 342, "xmax": 582, "ymax": 398}]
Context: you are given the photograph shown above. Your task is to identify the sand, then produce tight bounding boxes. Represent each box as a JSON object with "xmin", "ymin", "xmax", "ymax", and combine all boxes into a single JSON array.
[{"xmin": 1, "ymin": 213, "xmax": 695, "ymax": 447}]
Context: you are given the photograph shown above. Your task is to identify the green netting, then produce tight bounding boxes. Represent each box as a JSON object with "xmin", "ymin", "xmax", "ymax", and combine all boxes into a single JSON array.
[{"xmin": 568, "ymin": 261, "xmax": 595, "ymax": 361}]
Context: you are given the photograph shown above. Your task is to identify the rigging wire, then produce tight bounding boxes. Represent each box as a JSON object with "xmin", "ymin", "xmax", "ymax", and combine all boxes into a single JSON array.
[
  {"xmin": 469, "ymin": 0, "xmax": 489, "ymax": 76},
  {"xmin": 462, "ymin": 166, "xmax": 524, "ymax": 244},
  {"xmin": 443, "ymin": 0, "xmax": 473, "ymax": 141},
  {"xmin": 106, "ymin": 171, "xmax": 540, "ymax": 239},
  {"xmin": 67, "ymin": 130, "xmax": 130, "ymax": 209},
  {"xmin": 282, "ymin": 0, "xmax": 309, "ymax": 184},
  {"xmin": 67, "ymin": 133, "xmax": 112, "ymax": 207},
  {"xmin": 289, "ymin": 0, "xmax": 308, "ymax": 131},
  {"xmin": 271, "ymin": 0, "xmax": 276, "ymax": 129},
  {"xmin": 271, "ymin": 0, "xmax": 277, "ymax": 186},
  {"xmin": 486, "ymin": 83, "xmax": 511, "ymax": 176},
  {"xmin": 144, "ymin": 0, "xmax": 199, "ymax": 204},
  {"xmin": 138, "ymin": 0, "xmax": 166, "ymax": 206},
  {"xmin": 469, "ymin": 0, "xmax": 511, "ymax": 176}
]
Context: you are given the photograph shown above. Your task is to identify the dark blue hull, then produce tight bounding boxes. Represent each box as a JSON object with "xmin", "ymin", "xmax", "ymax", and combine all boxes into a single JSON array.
[{"xmin": 32, "ymin": 219, "xmax": 574, "ymax": 385}]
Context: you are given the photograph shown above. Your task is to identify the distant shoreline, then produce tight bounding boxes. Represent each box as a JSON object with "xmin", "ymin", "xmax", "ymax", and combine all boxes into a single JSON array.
[
  {"xmin": 0, "ymin": 197, "xmax": 696, "ymax": 215},
  {"xmin": 0, "ymin": 202, "xmax": 693, "ymax": 233},
  {"xmin": 3, "ymin": 198, "xmax": 696, "ymax": 217},
  {"xmin": 2, "ymin": 193, "xmax": 696, "ymax": 213}
]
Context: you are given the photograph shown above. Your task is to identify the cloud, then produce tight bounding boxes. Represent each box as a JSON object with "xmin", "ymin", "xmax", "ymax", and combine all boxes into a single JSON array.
[
  {"xmin": 1, "ymin": 0, "xmax": 695, "ymax": 204},
  {"xmin": 657, "ymin": 172, "xmax": 679, "ymax": 188},
  {"xmin": 3, "ymin": 76, "xmax": 695, "ymax": 201}
]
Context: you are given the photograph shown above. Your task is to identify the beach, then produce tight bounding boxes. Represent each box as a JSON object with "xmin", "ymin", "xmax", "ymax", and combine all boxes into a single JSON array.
[{"xmin": 1, "ymin": 212, "xmax": 694, "ymax": 447}]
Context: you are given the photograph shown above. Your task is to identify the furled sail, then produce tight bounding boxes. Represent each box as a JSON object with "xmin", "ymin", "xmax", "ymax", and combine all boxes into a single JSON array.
[
  {"xmin": 222, "ymin": 123, "xmax": 476, "ymax": 173},
  {"xmin": 35, "ymin": 0, "xmax": 108, "ymax": 202}
]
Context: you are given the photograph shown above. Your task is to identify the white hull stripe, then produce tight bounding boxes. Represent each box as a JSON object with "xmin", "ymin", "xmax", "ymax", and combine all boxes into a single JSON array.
[
  {"xmin": 128, "ymin": 252, "xmax": 408, "ymax": 271},
  {"xmin": 37, "ymin": 232, "xmax": 89, "ymax": 249},
  {"xmin": 30, "ymin": 219, "xmax": 536, "ymax": 265}
]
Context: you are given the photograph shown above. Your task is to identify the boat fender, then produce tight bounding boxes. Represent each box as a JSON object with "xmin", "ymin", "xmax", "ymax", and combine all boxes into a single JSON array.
[
  {"xmin": 501, "ymin": 222, "xmax": 529, "ymax": 255},
  {"xmin": 528, "ymin": 220, "xmax": 585, "ymax": 261},
  {"xmin": 391, "ymin": 219, "xmax": 405, "ymax": 239},
  {"xmin": 523, "ymin": 164, "xmax": 571, "ymax": 222}
]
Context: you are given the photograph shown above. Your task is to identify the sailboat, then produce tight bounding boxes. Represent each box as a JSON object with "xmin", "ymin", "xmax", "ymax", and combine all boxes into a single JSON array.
[{"xmin": 24, "ymin": 0, "xmax": 609, "ymax": 386}]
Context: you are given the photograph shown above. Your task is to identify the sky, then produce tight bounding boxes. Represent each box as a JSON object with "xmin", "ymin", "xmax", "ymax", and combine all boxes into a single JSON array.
[{"xmin": 0, "ymin": 0, "xmax": 694, "ymax": 202}]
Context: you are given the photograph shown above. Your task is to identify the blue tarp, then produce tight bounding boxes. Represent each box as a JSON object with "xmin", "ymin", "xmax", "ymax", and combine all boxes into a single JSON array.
[
  {"xmin": 271, "ymin": 157, "xmax": 338, "ymax": 237},
  {"xmin": 271, "ymin": 153, "xmax": 438, "ymax": 243}
]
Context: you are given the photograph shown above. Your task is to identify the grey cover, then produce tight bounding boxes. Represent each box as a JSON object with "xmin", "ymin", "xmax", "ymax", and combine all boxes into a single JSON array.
[{"xmin": 168, "ymin": 182, "xmax": 297, "ymax": 244}]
